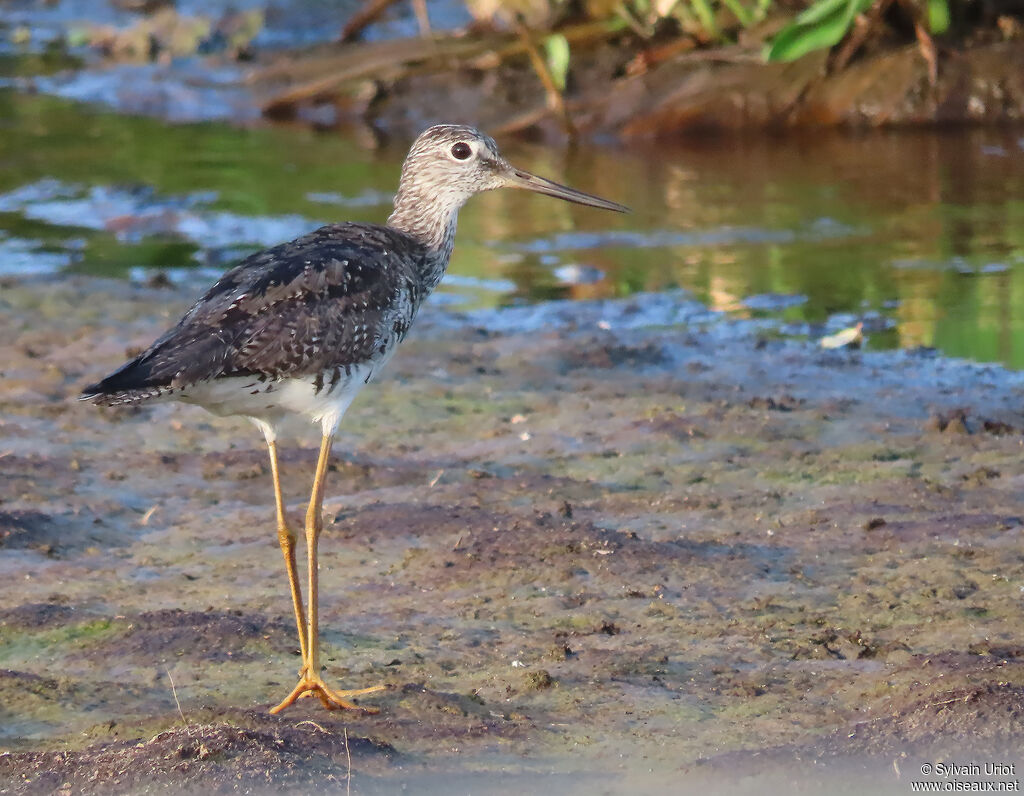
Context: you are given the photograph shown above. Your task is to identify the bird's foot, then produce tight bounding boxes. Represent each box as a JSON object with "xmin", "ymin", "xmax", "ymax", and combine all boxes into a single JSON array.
[{"xmin": 269, "ymin": 671, "xmax": 384, "ymax": 715}]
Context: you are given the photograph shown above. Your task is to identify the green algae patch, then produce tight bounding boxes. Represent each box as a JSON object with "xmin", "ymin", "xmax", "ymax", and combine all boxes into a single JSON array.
[{"xmin": 0, "ymin": 619, "xmax": 119, "ymax": 666}]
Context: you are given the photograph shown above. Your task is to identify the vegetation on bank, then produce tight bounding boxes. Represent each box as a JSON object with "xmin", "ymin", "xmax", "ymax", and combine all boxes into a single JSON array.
[
  {"xmin": 48, "ymin": 0, "xmax": 1016, "ymax": 75},
  {"xmin": 9, "ymin": 0, "xmax": 1018, "ymax": 133},
  {"xmin": 461, "ymin": 0, "xmax": 955, "ymax": 63}
]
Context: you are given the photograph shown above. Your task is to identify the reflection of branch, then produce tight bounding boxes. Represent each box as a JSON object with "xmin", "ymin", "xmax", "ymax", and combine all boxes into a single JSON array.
[{"xmin": 514, "ymin": 22, "xmax": 577, "ymax": 139}]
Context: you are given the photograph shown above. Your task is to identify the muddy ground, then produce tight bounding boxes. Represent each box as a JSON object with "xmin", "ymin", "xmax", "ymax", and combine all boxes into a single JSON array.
[{"xmin": 2, "ymin": 275, "xmax": 1024, "ymax": 794}]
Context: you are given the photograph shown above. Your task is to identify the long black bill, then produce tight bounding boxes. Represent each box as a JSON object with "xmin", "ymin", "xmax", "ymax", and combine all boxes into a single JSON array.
[{"xmin": 505, "ymin": 167, "xmax": 630, "ymax": 213}]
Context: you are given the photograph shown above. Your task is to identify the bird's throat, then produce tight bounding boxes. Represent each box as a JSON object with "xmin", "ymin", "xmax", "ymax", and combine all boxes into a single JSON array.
[{"xmin": 387, "ymin": 189, "xmax": 461, "ymax": 290}]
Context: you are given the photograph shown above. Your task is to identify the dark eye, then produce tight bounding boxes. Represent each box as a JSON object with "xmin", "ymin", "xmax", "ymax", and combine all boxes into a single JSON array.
[{"xmin": 451, "ymin": 142, "xmax": 472, "ymax": 160}]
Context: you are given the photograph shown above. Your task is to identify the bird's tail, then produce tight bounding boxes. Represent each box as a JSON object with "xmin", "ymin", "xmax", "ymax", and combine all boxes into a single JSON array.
[{"xmin": 80, "ymin": 353, "xmax": 172, "ymax": 406}]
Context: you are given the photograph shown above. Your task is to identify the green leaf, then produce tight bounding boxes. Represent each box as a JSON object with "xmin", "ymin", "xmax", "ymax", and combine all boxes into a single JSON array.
[
  {"xmin": 543, "ymin": 33, "xmax": 570, "ymax": 91},
  {"xmin": 765, "ymin": 0, "xmax": 872, "ymax": 62},
  {"xmin": 927, "ymin": 0, "xmax": 950, "ymax": 33},
  {"xmin": 764, "ymin": 13, "xmax": 844, "ymax": 61},
  {"xmin": 604, "ymin": 15, "xmax": 630, "ymax": 33},
  {"xmin": 686, "ymin": 0, "xmax": 719, "ymax": 36},
  {"xmin": 719, "ymin": 0, "xmax": 753, "ymax": 27},
  {"xmin": 790, "ymin": 0, "xmax": 851, "ymax": 26}
]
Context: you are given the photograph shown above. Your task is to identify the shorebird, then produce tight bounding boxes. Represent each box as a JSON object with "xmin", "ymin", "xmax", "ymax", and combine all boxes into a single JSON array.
[{"xmin": 82, "ymin": 124, "xmax": 628, "ymax": 714}]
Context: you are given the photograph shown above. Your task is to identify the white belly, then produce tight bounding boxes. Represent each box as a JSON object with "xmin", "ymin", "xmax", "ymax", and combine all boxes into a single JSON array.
[{"xmin": 177, "ymin": 362, "xmax": 374, "ymax": 439}]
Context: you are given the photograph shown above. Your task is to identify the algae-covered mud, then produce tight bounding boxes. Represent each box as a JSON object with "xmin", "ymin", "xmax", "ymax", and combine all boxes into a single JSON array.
[{"xmin": 2, "ymin": 273, "xmax": 1024, "ymax": 793}]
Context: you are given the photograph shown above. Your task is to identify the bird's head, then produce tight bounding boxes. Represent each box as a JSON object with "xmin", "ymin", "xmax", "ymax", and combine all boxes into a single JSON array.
[{"xmin": 395, "ymin": 124, "xmax": 629, "ymax": 214}]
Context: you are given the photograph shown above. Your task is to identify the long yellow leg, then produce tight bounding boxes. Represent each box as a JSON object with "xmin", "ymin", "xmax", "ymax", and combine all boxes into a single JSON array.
[
  {"xmin": 269, "ymin": 434, "xmax": 385, "ymax": 714},
  {"xmin": 304, "ymin": 433, "xmax": 331, "ymax": 685},
  {"xmin": 267, "ymin": 439, "xmax": 308, "ymax": 663}
]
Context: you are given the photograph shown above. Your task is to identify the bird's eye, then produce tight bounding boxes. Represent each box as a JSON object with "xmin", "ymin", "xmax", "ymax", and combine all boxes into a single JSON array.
[{"xmin": 451, "ymin": 142, "xmax": 472, "ymax": 160}]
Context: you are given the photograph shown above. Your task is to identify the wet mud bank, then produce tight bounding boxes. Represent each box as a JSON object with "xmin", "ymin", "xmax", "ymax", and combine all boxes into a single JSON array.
[
  {"xmin": 2, "ymin": 275, "xmax": 1024, "ymax": 793},
  {"xmin": 255, "ymin": 35, "xmax": 1024, "ymax": 139},
  {"xmin": 8, "ymin": 8, "xmax": 1024, "ymax": 138}
]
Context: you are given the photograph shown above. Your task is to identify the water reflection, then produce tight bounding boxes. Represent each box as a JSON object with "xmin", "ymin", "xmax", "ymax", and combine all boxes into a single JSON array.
[
  {"xmin": 0, "ymin": 84, "xmax": 1022, "ymax": 368},
  {"xmin": 479, "ymin": 130, "xmax": 1024, "ymax": 366}
]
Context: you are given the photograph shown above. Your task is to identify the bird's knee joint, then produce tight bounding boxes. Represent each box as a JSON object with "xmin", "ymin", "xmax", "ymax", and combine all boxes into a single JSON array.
[{"xmin": 277, "ymin": 525, "xmax": 297, "ymax": 548}]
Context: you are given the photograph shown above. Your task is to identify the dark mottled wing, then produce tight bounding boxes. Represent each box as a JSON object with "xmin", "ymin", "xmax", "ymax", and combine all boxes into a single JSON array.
[{"xmin": 82, "ymin": 223, "xmax": 426, "ymax": 403}]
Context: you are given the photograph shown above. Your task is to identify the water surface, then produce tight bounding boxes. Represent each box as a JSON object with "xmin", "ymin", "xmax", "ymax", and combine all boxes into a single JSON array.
[{"xmin": 1, "ymin": 83, "xmax": 1022, "ymax": 367}]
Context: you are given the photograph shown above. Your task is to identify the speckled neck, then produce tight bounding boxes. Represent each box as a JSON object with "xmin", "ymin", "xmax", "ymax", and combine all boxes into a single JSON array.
[{"xmin": 387, "ymin": 169, "xmax": 465, "ymax": 291}]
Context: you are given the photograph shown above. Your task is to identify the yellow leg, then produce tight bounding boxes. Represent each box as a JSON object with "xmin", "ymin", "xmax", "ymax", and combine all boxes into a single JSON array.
[
  {"xmin": 269, "ymin": 434, "xmax": 385, "ymax": 715},
  {"xmin": 267, "ymin": 439, "xmax": 308, "ymax": 663}
]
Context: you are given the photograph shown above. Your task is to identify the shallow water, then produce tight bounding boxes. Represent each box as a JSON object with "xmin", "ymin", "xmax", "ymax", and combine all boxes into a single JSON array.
[
  {"xmin": 1, "ymin": 81, "xmax": 1023, "ymax": 367},
  {"xmin": 0, "ymin": 0, "xmax": 471, "ymax": 50}
]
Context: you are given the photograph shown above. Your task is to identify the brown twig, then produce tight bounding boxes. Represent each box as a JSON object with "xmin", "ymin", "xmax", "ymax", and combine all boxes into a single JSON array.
[
  {"xmin": 660, "ymin": 45, "xmax": 761, "ymax": 64},
  {"xmin": 166, "ymin": 667, "xmax": 190, "ymax": 732},
  {"xmin": 295, "ymin": 719, "xmax": 331, "ymax": 733},
  {"xmin": 514, "ymin": 22, "xmax": 577, "ymax": 139},
  {"xmin": 893, "ymin": 0, "xmax": 938, "ymax": 86},
  {"xmin": 257, "ymin": 21, "xmax": 619, "ymax": 119},
  {"xmin": 625, "ymin": 36, "xmax": 698, "ymax": 76},
  {"xmin": 832, "ymin": 0, "xmax": 938, "ymax": 85},
  {"xmin": 412, "ymin": 0, "xmax": 431, "ymax": 38},
  {"xmin": 344, "ymin": 727, "xmax": 353, "ymax": 796},
  {"xmin": 340, "ymin": 0, "xmax": 404, "ymax": 42},
  {"xmin": 912, "ymin": 16, "xmax": 939, "ymax": 85},
  {"xmin": 831, "ymin": 0, "xmax": 893, "ymax": 73},
  {"xmin": 614, "ymin": 1, "xmax": 656, "ymax": 37}
]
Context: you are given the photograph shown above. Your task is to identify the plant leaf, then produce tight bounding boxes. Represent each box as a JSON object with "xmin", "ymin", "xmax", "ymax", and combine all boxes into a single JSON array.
[
  {"xmin": 544, "ymin": 33, "xmax": 570, "ymax": 91},
  {"xmin": 765, "ymin": 0, "xmax": 872, "ymax": 62},
  {"xmin": 791, "ymin": 0, "xmax": 850, "ymax": 26},
  {"xmin": 719, "ymin": 0, "xmax": 753, "ymax": 27},
  {"xmin": 927, "ymin": 0, "xmax": 950, "ymax": 33},
  {"xmin": 687, "ymin": 0, "xmax": 719, "ymax": 36}
]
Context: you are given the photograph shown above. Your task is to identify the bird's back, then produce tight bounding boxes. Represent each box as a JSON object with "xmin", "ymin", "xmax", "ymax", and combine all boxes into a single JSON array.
[{"xmin": 82, "ymin": 222, "xmax": 436, "ymax": 410}]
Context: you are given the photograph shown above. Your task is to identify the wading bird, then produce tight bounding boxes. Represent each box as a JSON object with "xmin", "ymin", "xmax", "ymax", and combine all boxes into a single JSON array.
[{"xmin": 82, "ymin": 124, "xmax": 628, "ymax": 713}]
